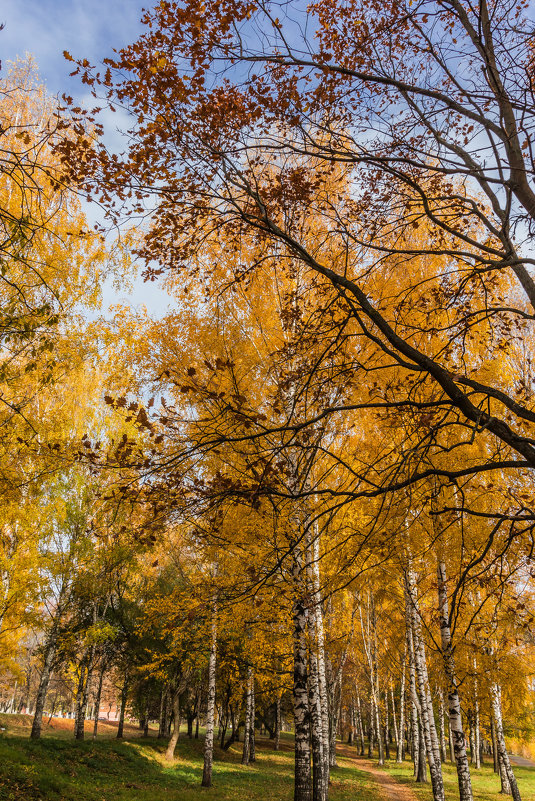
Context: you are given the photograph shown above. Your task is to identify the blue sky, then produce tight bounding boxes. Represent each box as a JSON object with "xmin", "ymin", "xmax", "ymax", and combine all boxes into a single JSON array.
[
  {"xmin": 2, "ymin": 0, "xmax": 173, "ymax": 317},
  {"xmin": 2, "ymin": 0, "xmax": 145, "ymax": 98}
]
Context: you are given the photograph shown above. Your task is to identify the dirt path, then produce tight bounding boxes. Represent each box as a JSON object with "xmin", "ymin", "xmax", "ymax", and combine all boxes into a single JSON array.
[
  {"xmin": 510, "ymin": 754, "xmax": 535, "ymax": 768},
  {"xmin": 337, "ymin": 746, "xmax": 419, "ymax": 801},
  {"xmin": 356, "ymin": 759, "xmax": 420, "ymax": 801}
]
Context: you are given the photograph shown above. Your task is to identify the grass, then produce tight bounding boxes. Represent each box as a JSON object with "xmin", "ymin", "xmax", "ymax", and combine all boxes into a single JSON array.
[
  {"xmin": 0, "ymin": 714, "xmax": 533, "ymax": 801},
  {"xmin": 0, "ymin": 715, "xmax": 379, "ymax": 801},
  {"xmin": 378, "ymin": 755, "xmax": 535, "ymax": 801}
]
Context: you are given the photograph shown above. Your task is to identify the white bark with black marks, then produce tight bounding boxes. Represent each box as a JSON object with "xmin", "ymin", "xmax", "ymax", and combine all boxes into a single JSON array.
[
  {"xmin": 490, "ymin": 684, "xmax": 521, "ymax": 801},
  {"xmin": 292, "ymin": 555, "xmax": 312, "ymax": 801},
  {"xmin": 437, "ymin": 560, "xmax": 473, "ymax": 801},
  {"xmin": 406, "ymin": 571, "xmax": 444, "ymax": 801},
  {"xmin": 202, "ymin": 598, "xmax": 217, "ymax": 787}
]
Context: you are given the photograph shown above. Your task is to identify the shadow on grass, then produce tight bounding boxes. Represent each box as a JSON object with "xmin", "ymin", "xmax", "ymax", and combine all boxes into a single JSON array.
[{"xmin": 0, "ymin": 734, "xmax": 299, "ymax": 801}]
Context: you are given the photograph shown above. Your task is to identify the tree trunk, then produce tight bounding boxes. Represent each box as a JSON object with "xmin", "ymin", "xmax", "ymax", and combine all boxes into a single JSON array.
[
  {"xmin": 417, "ymin": 711, "xmax": 428, "ymax": 783},
  {"xmin": 158, "ymin": 686, "xmax": 168, "ymax": 738},
  {"xmin": 201, "ymin": 598, "xmax": 217, "ymax": 788},
  {"xmin": 311, "ymin": 529, "xmax": 330, "ymax": 796},
  {"xmin": 384, "ymin": 692, "xmax": 390, "ymax": 760},
  {"xmin": 75, "ymin": 646, "xmax": 95, "ymax": 740},
  {"xmin": 93, "ymin": 662, "xmax": 106, "ymax": 739},
  {"xmin": 491, "ymin": 715, "xmax": 499, "ymax": 774},
  {"xmin": 368, "ymin": 699, "xmax": 374, "ymax": 758},
  {"xmin": 356, "ymin": 693, "xmax": 365, "ymax": 756},
  {"xmin": 292, "ymin": 575, "xmax": 312, "ymax": 801},
  {"xmin": 436, "ymin": 560, "xmax": 473, "ymax": 801},
  {"xmin": 473, "ymin": 678, "xmax": 481, "ymax": 770},
  {"xmin": 406, "ymin": 570, "xmax": 444, "ymax": 801},
  {"xmin": 249, "ymin": 672, "xmax": 255, "ymax": 762},
  {"xmin": 31, "ymin": 622, "xmax": 60, "ymax": 739},
  {"xmin": 408, "ymin": 626, "xmax": 420, "ymax": 779},
  {"xmin": 438, "ymin": 688, "xmax": 447, "ymax": 762},
  {"xmin": 308, "ymin": 631, "xmax": 326, "ymax": 801},
  {"xmin": 143, "ymin": 697, "xmax": 150, "ymax": 738},
  {"xmin": 242, "ymin": 667, "xmax": 252, "ymax": 765},
  {"xmin": 391, "ymin": 686, "xmax": 399, "ymax": 755},
  {"xmin": 274, "ymin": 694, "xmax": 281, "ymax": 750},
  {"xmin": 490, "ymin": 684, "xmax": 521, "ymax": 801},
  {"xmin": 397, "ymin": 655, "xmax": 406, "ymax": 763},
  {"xmin": 117, "ymin": 672, "xmax": 129, "ymax": 739},
  {"xmin": 165, "ymin": 688, "xmax": 181, "ymax": 760}
]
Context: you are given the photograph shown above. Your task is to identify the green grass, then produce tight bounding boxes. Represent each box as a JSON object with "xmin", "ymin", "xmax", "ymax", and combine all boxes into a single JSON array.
[
  {"xmin": 378, "ymin": 755, "xmax": 535, "ymax": 801},
  {"xmin": 0, "ymin": 720, "xmax": 379, "ymax": 801},
  {"xmin": 1, "ymin": 714, "xmax": 532, "ymax": 801}
]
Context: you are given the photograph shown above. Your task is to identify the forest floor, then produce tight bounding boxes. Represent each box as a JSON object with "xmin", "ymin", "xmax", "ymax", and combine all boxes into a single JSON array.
[
  {"xmin": 355, "ymin": 753, "xmax": 535, "ymax": 801},
  {"xmin": 0, "ymin": 714, "xmax": 533, "ymax": 801}
]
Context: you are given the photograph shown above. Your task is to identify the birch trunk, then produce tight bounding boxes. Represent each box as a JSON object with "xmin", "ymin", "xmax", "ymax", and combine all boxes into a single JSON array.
[
  {"xmin": 274, "ymin": 694, "xmax": 281, "ymax": 750},
  {"xmin": 490, "ymin": 684, "xmax": 521, "ymax": 801},
  {"xmin": 417, "ymin": 712, "xmax": 428, "ymax": 783},
  {"xmin": 436, "ymin": 560, "xmax": 473, "ymax": 801},
  {"xmin": 242, "ymin": 667, "xmax": 252, "ymax": 765},
  {"xmin": 30, "ymin": 641, "xmax": 56, "ymax": 740},
  {"xmin": 491, "ymin": 716, "xmax": 499, "ymax": 773},
  {"xmin": 356, "ymin": 693, "xmax": 365, "ymax": 756},
  {"xmin": 292, "ymin": 570, "xmax": 312, "ymax": 801},
  {"xmin": 308, "ymin": 628, "xmax": 326, "ymax": 801},
  {"xmin": 438, "ymin": 689, "xmax": 447, "ymax": 763},
  {"xmin": 201, "ymin": 598, "xmax": 217, "ymax": 788},
  {"xmin": 408, "ymin": 625, "xmax": 420, "ymax": 778},
  {"xmin": 368, "ymin": 699, "xmax": 374, "ymax": 758},
  {"xmin": 311, "ymin": 529, "xmax": 330, "ymax": 792},
  {"xmin": 391, "ymin": 686, "xmax": 399, "ymax": 754},
  {"xmin": 249, "ymin": 672, "xmax": 255, "ymax": 762},
  {"xmin": 473, "ymin": 675, "xmax": 481, "ymax": 770},
  {"xmin": 375, "ymin": 694, "xmax": 384, "ymax": 765},
  {"xmin": 406, "ymin": 570, "xmax": 444, "ymax": 801},
  {"xmin": 397, "ymin": 655, "xmax": 406, "ymax": 763},
  {"xmin": 31, "ymin": 623, "xmax": 60, "ymax": 740}
]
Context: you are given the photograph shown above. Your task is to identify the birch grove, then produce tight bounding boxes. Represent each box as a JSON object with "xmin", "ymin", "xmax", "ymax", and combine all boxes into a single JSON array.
[{"xmin": 1, "ymin": 2, "xmax": 535, "ymax": 801}]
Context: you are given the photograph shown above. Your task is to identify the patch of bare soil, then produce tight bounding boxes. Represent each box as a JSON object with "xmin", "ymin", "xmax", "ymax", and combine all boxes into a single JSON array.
[{"xmin": 337, "ymin": 746, "xmax": 419, "ymax": 801}]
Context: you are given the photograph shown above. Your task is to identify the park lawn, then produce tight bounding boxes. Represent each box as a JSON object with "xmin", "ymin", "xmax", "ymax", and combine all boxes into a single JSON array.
[
  {"xmin": 381, "ymin": 756, "xmax": 535, "ymax": 801},
  {"xmin": 0, "ymin": 726, "xmax": 380, "ymax": 801},
  {"xmin": 0, "ymin": 712, "xmax": 152, "ymax": 740}
]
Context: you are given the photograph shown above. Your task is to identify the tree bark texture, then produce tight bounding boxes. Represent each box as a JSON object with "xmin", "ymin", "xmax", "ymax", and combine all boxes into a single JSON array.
[
  {"xmin": 490, "ymin": 684, "xmax": 521, "ymax": 801},
  {"xmin": 437, "ymin": 560, "xmax": 473, "ymax": 801},
  {"xmin": 201, "ymin": 598, "xmax": 217, "ymax": 788}
]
